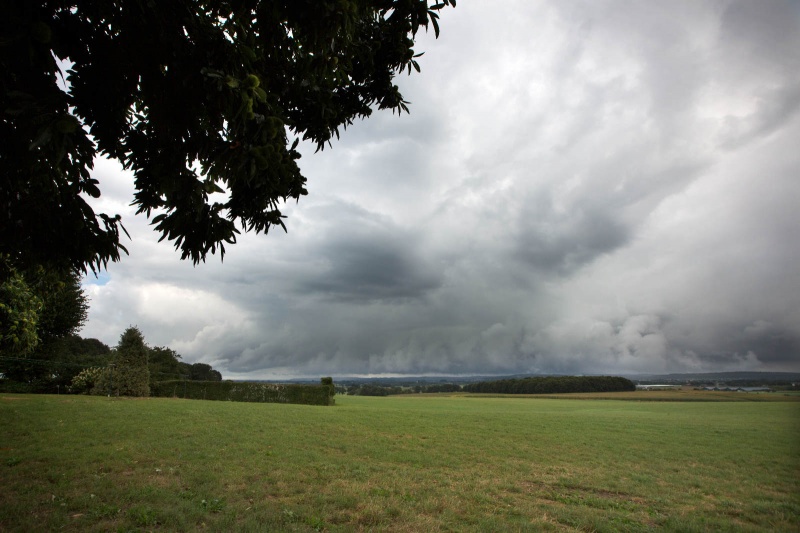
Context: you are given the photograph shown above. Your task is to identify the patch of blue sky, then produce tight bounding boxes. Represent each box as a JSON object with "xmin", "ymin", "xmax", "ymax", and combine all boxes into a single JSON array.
[{"xmin": 84, "ymin": 271, "xmax": 110, "ymax": 286}]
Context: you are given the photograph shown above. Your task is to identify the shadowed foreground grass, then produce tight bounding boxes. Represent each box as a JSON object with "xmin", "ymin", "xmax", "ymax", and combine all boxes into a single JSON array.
[{"xmin": 1, "ymin": 393, "xmax": 798, "ymax": 531}]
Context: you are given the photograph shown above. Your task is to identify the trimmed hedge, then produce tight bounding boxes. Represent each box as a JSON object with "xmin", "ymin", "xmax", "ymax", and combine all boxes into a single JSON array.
[
  {"xmin": 463, "ymin": 375, "xmax": 636, "ymax": 394},
  {"xmin": 150, "ymin": 378, "xmax": 335, "ymax": 406}
]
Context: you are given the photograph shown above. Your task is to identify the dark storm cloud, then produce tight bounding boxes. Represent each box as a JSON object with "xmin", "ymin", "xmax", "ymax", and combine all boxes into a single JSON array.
[
  {"xmin": 667, "ymin": 320, "xmax": 800, "ymax": 369},
  {"xmin": 513, "ymin": 199, "xmax": 630, "ymax": 275},
  {"xmin": 292, "ymin": 203, "xmax": 443, "ymax": 303}
]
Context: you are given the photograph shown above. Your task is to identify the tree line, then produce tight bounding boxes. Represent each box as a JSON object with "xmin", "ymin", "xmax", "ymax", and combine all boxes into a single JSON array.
[
  {"xmin": 1, "ymin": 257, "xmax": 222, "ymax": 394},
  {"xmin": 340, "ymin": 382, "xmax": 464, "ymax": 396},
  {"xmin": 462, "ymin": 376, "xmax": 636, "ymax": 394},
  {"xmin": 1, "ymin": 325, "xmax": 223, "ymax": 395},
  {"xmin": 341, "ymin": 377, "xmax": 636, "ymax": 396}
]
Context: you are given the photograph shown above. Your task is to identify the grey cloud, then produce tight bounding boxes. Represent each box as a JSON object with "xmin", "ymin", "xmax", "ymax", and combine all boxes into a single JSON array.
[
  {"xmin": 80, "ymin": 0, "xmax": 800, "ymax": 377},
  {"xmin": 718, "ymin": 0, "xmax": 800, "ymax": 74},
  {"xmin": 298, "ymin": 237, "xmax": 441, "ymax": 303},
  {"xmin": 717, "ymin": 85, "xmax": 800, "ymax": 150},
  {"xmin": 291, "ymin": 202, "xmax": 443, "ymax": 303},
  {"xmin": 663, "ymin": 318, "xmax": 800, "ymax": 370},
  {"xmin": 735, "ymin": 321, "xmax": 800, "ymax": 367},
  {"xmin": 513, "ymin": 198, "xmax": 629, "ymax": 275}
]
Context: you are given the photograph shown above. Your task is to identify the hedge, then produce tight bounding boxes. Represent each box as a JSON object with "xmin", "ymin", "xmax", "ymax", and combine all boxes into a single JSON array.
[{"xmin": 150, "ymin": 378, "xmax": 335, "ymax": 406}]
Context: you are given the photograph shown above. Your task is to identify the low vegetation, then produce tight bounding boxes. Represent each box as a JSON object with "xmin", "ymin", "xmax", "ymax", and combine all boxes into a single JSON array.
[{"xmin": 1, "ymin": 392, "xmax": 798, "ymax": 531}]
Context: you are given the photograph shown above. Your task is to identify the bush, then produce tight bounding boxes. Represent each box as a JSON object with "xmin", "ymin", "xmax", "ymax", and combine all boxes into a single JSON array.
[{"xmin": 71, "ymin": 367, "xmax": 106, "ymax": 394}]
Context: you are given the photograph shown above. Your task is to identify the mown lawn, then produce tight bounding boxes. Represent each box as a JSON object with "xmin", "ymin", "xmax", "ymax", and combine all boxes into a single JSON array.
[{"xmin": 1, "ymin": 393, "xmax": 798, "ymax": 531}]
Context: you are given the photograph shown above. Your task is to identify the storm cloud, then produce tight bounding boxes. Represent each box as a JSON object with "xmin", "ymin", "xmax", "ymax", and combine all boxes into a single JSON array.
[{"xmin": 82, "ymin": 0, "xmax": 800, "ymax": 377}]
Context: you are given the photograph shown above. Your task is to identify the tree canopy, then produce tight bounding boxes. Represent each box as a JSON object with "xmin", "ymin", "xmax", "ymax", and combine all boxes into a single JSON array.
[
  {"xmin": 0, "ymin": 259, "xmax": 92, "ymax": 388},
  {"xmin": 0, "ymin": 256, "xmax": 87, "ymax": 354},
  {"xmin": 0, "ymin": 264, "xmax": 42, "ymax": 356},
  {"xmin": 1, "ymin": 0, "xmax": 455, "ymax": 273}
]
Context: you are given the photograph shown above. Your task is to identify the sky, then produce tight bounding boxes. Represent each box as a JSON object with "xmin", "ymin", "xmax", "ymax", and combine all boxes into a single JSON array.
[{"xmin": 80, "ymin": 0, "xmax": 800, "ymax": 378}]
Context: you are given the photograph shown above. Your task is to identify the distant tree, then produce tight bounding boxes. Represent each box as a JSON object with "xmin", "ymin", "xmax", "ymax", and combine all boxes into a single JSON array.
[
  {"xmin": 350, "ymin": 384, "xmax": 405, "ymax": 396},
  {"xmin": 462, "ymin": 376, "xmax": 636, "ymax": 395},
  {"xmin": 33, "ymin": 335, "xmax": 112, "ymax": 392},
  {"xmin": 422, "ymin": 383, "xmax": 461, "ymax": 393},
  {"xmin": 178, "ymin": 362, "xmax": 222, "ymax": 382},
  {"xmin": 148, "ymin": 346, "xmax": 185, "ymax": 386},
  {"xmin": 1, "ymin": 0, "xmax": 456, "ymax": 272},
  {"xmin": 78, "ymin": 337, "xmax": 113, "ymax": 358},
  {"xmin": 108, "ymin": 326, "xmax": 150, "ymax": 397}
]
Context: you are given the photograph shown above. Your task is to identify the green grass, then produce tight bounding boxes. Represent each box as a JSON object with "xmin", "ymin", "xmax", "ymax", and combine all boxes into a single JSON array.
[{"xmin": 1, "ymin": 393, "xmax": 798, "ymax": 532}]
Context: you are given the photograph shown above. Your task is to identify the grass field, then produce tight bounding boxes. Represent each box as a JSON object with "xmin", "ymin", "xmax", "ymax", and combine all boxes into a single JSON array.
[{"xmin": 1, "ymin": 392, "xmax": 798, "ymax": 532}]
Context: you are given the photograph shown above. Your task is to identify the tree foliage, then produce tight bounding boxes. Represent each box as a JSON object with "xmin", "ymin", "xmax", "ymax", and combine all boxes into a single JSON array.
[
  {"xmin": 109, "ymin": 326, "xmax": 150, "ymax": 397},
  {"xmin": 348, "ymin": 383, "xmax": 403, "ymax": 396},
  {"xmin": 1, "ymin": 0, "xmax": 455, "ymax": 272},
  {"xmin": 462, "ymin": 376, "xmax": 637, "ymax": 395},
  {"xmin": 0, "ymin": 263, "xmax": 42, "ymax": 356},
  {"xmin": 148, "ymin": 345, "xmax": 185, "ymax": 386},
  {"xmin": 1, "ymin": 257, "xmax": 93, "ymax": 388},
  {"xmin": 420, "ymin": 383, "xmax": 462, "ymax": 393},
  {"xmin": 186, "ymin": 362, "xmax": 223, "ymax": 382},
  {"xmin": 0, "ymin": 334, "xmax": 111, "ymax": 393},
  {"xmin": 68, "ymin": 334, "xmax": 225, "ymax": 395},
  {"xmin": 25, "ymin": 267, "xmax": 88, "ymax": 341}
]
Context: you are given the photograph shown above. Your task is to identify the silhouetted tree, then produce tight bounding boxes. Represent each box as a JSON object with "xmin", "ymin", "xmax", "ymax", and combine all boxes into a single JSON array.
[{"xmin": 2, "ymin": 0, "xmax": 456, "ymax": 272}]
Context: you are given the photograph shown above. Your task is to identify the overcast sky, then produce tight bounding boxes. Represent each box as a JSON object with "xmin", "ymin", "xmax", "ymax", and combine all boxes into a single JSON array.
[{"xmin": 81, "ymin": 0, "xmax": 800, "ymax": 378}]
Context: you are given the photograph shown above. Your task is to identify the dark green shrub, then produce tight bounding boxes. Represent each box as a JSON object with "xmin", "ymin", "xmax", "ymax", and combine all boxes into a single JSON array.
[{"xmin": 320, "ymin": 377, "xmax": 335, "ymax": 398}]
